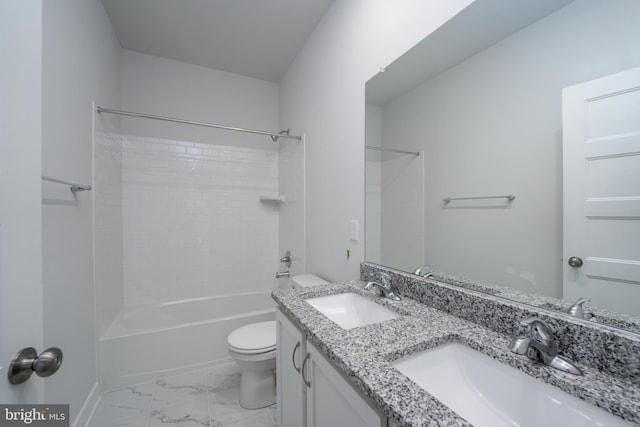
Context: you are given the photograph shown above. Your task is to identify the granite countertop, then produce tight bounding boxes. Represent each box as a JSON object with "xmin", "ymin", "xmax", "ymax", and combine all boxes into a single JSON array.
[
  {"xmin": 272, "ymin": 281, "xmax": 640, "ymax": 427},
  {"xmin": 430, "ymin": 271, "xmax": 640, "ymax": 335}
]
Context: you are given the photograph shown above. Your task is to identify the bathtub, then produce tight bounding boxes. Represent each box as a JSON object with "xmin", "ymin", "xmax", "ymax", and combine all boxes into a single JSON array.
[{"xmin": 99, "ymin": 291, "xmax": 276, "ymax": 391}]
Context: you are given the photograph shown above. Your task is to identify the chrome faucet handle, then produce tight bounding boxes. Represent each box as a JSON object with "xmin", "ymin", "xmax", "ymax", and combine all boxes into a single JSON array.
[
  {"xmin": 511, "ymin": 317, "xmax": 582, "ymax": 375},
  {"xmin": 370, "ymin": 272, "xmax": 391, "ymax": 288},
  {"xmin": 567, "ymin": 297, "xmax": 590, "ymax": 319},
  {"xmin": 364, "ymin": 281, "xmax": 380, "ymax": 293},
  {"xmin": 364, "ymin": 280, "xmax": 388, "ymax": 291},
  {"xmin": 508, "ymin": 336, "xmax": 532, "ymax": 355},
  {"xmin": 520, "ymin": 317, "xmax": 555, "ymax": 333},
  {"xmin": 413, "ymin": 265, "xmax": 434, "ymax": 277},
  {"xmin": 520, "ymin": 317, "xmax": 557, "ymax": 353},
  {"xmin": 364, "ymin": 281, "xmax": 401, "ymax": 301},
  {"xmin": 365, "ymin": 272, "xmax": 401, "ymax": 301}
]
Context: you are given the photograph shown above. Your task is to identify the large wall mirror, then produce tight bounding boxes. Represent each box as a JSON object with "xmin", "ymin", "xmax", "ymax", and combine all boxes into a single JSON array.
[{"xmin": 365, "ymin": 0, "xmax": 640, "ymax": 333}]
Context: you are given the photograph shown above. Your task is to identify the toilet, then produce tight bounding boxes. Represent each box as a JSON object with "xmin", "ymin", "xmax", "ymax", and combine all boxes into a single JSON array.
[
  {"xmin": 289, "ymin": 274, "xmax": 329, "ymax": 290},
  {"xmin": 227, "ymin": 320, "xmax": 277, "ymax": 409},
  {"xmin": 227, "ymin": 274, "xmax": 328, "ymax": 409}
]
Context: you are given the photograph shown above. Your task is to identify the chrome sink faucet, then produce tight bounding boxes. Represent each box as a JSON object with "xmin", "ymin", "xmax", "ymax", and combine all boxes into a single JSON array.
[
  {"xmin": 509, "ymin": 317, "xmax": 582, "ymax": 375},
  {"xmin": 567, "ymin": 297, "xmax": 596, "ymax": 321},
  {"xmin": 364, "ymin": 272, "xmax": 401, "ymax": 301},
  {"xmin": 413, "ymin": 265, "xmax": 435, "ymax": 278}
]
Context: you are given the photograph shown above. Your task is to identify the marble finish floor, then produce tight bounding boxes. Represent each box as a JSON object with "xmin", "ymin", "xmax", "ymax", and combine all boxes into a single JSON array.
[{"xmin": 88, "ymin": 362, "xmax": 276, "ymax": 427}]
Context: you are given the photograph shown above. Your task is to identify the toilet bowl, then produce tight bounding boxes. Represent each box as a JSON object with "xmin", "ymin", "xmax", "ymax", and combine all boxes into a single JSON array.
[
  {"xmin": 227, "ymin": 320, "xmax": 277, "ymax": 409},
  {"xmin": 227, "ymin": 274, "xmax": 328, "ymax": 409}
]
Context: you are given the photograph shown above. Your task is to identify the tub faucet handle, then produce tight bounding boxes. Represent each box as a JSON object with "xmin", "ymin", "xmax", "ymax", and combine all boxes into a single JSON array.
[{"xmin": 280, "ymin": 250, "xmax": 292, "ymax": 268}]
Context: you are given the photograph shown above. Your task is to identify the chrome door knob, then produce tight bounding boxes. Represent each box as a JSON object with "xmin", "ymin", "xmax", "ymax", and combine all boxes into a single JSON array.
[
  {"xmin": 8, "ymin": 347, "xmax": 63, "ymax": 385},
  {"xmin": 568, "ymin": 256, "xmax": 583, "ymax": 268},
  {"xmin": 33, "ymin": 348, "xmax": 63, "ymax": 377}
]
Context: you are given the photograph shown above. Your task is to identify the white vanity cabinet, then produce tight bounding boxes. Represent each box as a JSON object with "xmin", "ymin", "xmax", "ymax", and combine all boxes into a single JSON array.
[
  {"xmin": 276, "ymin": 308, "xmax": 386, "ymax": 427},
  {"xmin": 276, "ymin": 308, "xmax": 305, "ymax": 426},
  {"xmin": 304, "ymin": 342, "xmax": 385, "ymax": 427}
]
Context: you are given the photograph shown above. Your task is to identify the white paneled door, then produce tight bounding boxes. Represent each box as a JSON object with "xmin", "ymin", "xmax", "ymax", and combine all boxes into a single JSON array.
[
  {"xmin": 562, "ymin": 66, "xmax": 640, "ymax": 316},
  {"xmin": 0, "ymin": 0, "xmax": 45, "ymax": 405}
]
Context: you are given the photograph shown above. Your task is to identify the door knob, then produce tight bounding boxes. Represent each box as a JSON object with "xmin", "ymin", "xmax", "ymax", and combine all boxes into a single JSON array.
[
  {"xmin": 568, "ymin": 256, "xmax": 583, "ymax": 268},
  {"xmin": 7, "ymin": 347, "xmax": 63, "ymax": 385}
]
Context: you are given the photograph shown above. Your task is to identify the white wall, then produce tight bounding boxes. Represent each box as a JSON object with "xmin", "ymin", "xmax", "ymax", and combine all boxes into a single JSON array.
[
  {"xmin": 279, "ymin": 0, "xmax": 474, "ymax": 282},
  {"xmin": 276, "ymin": 136, "xmax": 305, "ymax": 287},
  {"xmin": 365, "ymin": 105, "xmax": 382, "ymax": 264},
  {"xmin": 379, "ymin": 0, "xmax": 640, "ymax": 297},
  {"xmin": 380, "ymin": 153, "xmax": 424, "ymax": 272},
  {"xmin": 41, "ymin": 0, "xmax": 120, "ymax": 423},
  {"xmin": 118, "ymin": 51, "xmax": 281, "ymax": 304},
  {"xmin": 94, "ymin": 115, "xmax": 123, "ymax": 337},
  {"xmin": 120, "ymin": 50, "xmax": 280, "ymax": 149},
  {"xmin": 367, "ymin": 105, "xmax": 425, "ymax": 273}
]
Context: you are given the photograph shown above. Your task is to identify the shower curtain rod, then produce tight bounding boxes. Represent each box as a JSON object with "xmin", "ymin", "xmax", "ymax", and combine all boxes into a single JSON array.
[
  {"xmin": 365, "ymin": 146, "xmax": 420, "ymax": 156},
  {"xmin": 96, "ymin": 106, "xmax": 302, "ymax": 142}
]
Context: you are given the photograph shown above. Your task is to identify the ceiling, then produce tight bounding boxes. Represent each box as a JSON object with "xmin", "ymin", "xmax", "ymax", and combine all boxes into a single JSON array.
[
  {"xmin": 101, "ymin": 0, "xmax": 334, "ymax": 83},
  {"xmin": 366, "ymin": 0, "xmax": 574, "ymax": 106}
]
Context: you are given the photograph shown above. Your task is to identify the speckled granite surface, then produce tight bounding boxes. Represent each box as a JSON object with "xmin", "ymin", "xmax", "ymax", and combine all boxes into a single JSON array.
[
  {"xmin": 412, "ymin": 267, "xmax": 640, "ymax": 335},
  {"xmin": 362, "ymin": 263, "xmax": 640, "ymax": 380},
  {"xmin": 272, "ymin": 279, "xmax": 640, "ymax": 426}
]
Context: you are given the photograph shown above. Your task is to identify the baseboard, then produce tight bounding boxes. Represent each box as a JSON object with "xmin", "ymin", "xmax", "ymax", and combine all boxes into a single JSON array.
[{"xmin": 72, "ymin": 381, "xmax": 100, "ymax": 427}]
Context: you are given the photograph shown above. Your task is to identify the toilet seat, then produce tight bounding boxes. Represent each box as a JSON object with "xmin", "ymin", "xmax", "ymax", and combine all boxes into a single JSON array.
[{"xmin": 228, "ymin": 320, "xmax": 276, "ymax": 354}]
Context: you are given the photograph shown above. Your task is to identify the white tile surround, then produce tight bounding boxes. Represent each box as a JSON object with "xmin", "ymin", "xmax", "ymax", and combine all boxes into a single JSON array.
[
  {"xmin": 118, "ymin": 134, "xmax": 280, "ymax": 307},
  {"xmin": 95, "ymin": 129, "xmax": 281, "ymax": 314},
  {"xmin": 94, "ymin": 128, "xmax": 125, "ymax": 336},
  {"xmin": 88, "ymin": 362, "xmax": 276, "ymax": 427}
]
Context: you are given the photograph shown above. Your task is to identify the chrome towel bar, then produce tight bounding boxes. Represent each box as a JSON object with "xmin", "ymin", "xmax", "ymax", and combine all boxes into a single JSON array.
[
  {"xmin": 365, "ymin": 146, "xmax": 420, "ymax": 156},
  {"xmin": 443, "ymin": 194, "xmax": 515, "ymax": 203},
  {"xmin": 42, "ymin": 175, "xmax": 92, "ymax": 193}
]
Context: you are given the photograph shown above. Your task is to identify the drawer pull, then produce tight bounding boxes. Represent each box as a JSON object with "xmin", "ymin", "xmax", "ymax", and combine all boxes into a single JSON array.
[
  {"xmin": 292, "ymin": 341, "xmax": 301, "ymax": 373},
  {"xmin": 301, "ymin": 352, "xmax": 311, "ymax": 387}
]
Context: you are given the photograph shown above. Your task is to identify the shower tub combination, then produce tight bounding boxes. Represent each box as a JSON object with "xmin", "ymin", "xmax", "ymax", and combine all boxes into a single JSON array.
[{"xmin": 99, "ymin": 291, "xmax": 275, "ymax": 391}]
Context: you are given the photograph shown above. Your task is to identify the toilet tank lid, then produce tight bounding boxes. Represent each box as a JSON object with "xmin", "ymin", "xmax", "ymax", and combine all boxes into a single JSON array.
[{"xmin": 292, "ymin": 274, "xmax": 329, "ymax": 288}]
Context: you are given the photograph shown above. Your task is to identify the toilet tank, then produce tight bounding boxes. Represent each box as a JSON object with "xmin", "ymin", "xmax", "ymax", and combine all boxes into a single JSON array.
[{"xmin": 291, "ymin": 274, "xmax": 329, "ymax": 289}]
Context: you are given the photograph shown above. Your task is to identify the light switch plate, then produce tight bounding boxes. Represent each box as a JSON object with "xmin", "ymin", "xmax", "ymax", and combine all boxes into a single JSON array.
[{"xmin": 350, "ymin": 220, "xmax": 359, "ymax": 241}]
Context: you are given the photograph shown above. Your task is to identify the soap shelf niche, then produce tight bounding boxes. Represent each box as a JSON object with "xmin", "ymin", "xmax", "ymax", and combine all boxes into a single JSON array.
[{"xmin": 259, "ymin": 195, "xmax": 286, "ymax": 203}]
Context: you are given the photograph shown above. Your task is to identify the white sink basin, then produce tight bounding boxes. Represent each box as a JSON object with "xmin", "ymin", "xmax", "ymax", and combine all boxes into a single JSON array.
[
  {"xmin": 305, "ymin": 292, "xmax": 400, "ymax": 330},
  {"xmin": 392, "ymin": 342, "xmax": 631, "ymax": 427}
]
